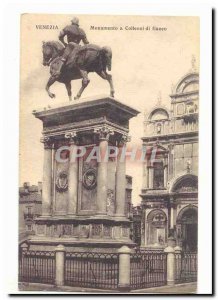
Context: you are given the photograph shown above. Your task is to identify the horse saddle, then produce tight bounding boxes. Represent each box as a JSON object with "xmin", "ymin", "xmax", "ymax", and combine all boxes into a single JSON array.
[{"xmin": 66, "ymin": 44, "xmax": 102, "ymax": 67}]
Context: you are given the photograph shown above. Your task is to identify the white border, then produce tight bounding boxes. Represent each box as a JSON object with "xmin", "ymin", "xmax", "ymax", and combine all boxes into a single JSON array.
[{"xmin": 0, "ymin": 0, "xmax": 213, "ymax": 296}]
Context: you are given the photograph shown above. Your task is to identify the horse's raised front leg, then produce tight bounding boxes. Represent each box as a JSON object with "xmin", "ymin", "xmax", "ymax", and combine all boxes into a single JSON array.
[
  {"xmin": 46, "ymin": 76, "xmax": 57, "ymax": 99},
  {"xmin": 97, "ymin": 71, "xmax": 115, "ymax": 97},
  {"xmin": 65, "ymin": 81, "xmax": 72, "ymax": 101},
  {"xmin": 74, "ymin": 70, "xmax": 90, "ymax": 100}
]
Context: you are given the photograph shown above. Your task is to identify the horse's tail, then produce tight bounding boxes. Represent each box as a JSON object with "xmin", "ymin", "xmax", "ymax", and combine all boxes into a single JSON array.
[{"xmin": 100, "ymin": 46, "xmax": 112, "ymax": 71}]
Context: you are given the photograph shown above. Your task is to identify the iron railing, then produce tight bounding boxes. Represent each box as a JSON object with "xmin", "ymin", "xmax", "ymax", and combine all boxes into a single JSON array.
[
  {"xmin": 65, "ymin": 252, "xmax": 119, "ymax": 289},
  {"xmin": 18, "ymin": 248, "xmax": 197, "ymax": 289},
  {"xmin": 19, "ymin": 250, "xmax": 55, "ymax": 284},
  {"xmin": 175, "ymin": 251, "xmax": 197, "ymax": 283},
  {"xmin": 130, "ymin": 251, "xmax": 167, "ymax": 289}
]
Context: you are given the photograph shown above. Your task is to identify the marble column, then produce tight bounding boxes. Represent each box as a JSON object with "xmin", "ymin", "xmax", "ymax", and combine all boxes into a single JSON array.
[
  {"xmin": 148, "ymin": 166, "xmax": 154, "ymax": 189},
  {"xmin": 65, "ymin": 132, "xmax": 78, "ymax": 215},
  {"xmin": 140, "ymin": 221, "xmax": 145, "ymax": 246},
  {"xmin": 95, "ymin": 126, "xmax": 114, "ymax": 215},
  {"xmin": 170, "ymin": 207, "xmax": 174, "ymax": 229},
  {"xmin": 168, "ymin": 144, "xmax": 174, "ymax": 180},
  {"xmin": 143, "ymin": 160, "xmax": 148, "ymax": 189},
  {"xmin": 142, "ymin": 211, "xmax": 148, "ymax": 247},
  {"xmin": 144, "ymin": 221, "xmax": 149, "ymax": 246},
  {"xmin": 115, "ymin": 135, "xmax": 131, "ymax": 217},
  {"xmin": 164, "ymin": 165, "xmax": 168, "ymax": 188},
  {"xmin": 41, "ymin": 137, "xmax": 53, "ymax": 216},
  {"xmin": 169, "ymin": 199, "xmax": 175, "ymax": 237}
]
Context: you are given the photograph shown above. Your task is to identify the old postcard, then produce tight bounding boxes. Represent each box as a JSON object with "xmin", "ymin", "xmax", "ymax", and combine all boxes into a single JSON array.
[{"xmin": 18, "ymin": 13, "xmax": 201, "ymax": 294}]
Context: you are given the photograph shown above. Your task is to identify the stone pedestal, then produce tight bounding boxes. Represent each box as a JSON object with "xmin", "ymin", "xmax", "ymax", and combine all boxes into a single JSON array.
[
  {"xmin": 118, "ymin": 246, "xmax": 133, "ymax": 291},
  {"xmin": 55, "ymin": 244, "xmax": 65, "ymax": 286},
  {"xmin": 164, "ymin": 245, "xmax": 175, "ymax": 286},
  {"xmin": 29, "ymin": 95, "xmax": 139, "ymax": 251},
  {"xmin": 148, "ymin": 167, "xmax": 154, "ymax": 189}
]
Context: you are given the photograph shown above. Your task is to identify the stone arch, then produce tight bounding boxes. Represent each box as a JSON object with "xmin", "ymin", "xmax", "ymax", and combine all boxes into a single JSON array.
[
  {"xmin": 177, "ymin": 205, "xmax": 198, "ymax": 223},
  {"xmin": 168, "ymin": 173, "xmax": 198, "ymax": 193},
  {"xmin": 176, "ymin": 205, "xmax": 198, "ymax": 251},
  {"xmin": 147, "ymin": 209, "xmax": 167, "ymax": 222},
  {"xmin": 173, "ymin": 72, "xmax": 199, "ymax": 95},
  {"xmin": 148, "ymin": 107, "xmax": 170, "ymax": 121},
  {"xmin": 146, "ymin": 209, "xmax": 168, "ymax": 246}
]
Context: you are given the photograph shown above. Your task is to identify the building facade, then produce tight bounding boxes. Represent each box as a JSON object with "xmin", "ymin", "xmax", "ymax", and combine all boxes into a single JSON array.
[
  {"xmin": 131, "ymin": 206, "xmax": 142, "ymax": 246},
  {"xmin": 125, "ymin": 175, "xmax": 133, "ymax": 217},
  {"xmin": 19, "ymin": 182, "xmax": 42, "ymax": 238},
  {"xmin": 140, "ymin": 71, "xmax": 198, "ymax": 251}
]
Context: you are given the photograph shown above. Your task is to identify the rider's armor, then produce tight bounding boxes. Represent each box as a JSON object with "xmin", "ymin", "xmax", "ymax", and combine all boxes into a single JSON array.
[
  {"xmin": 58, "ymin": 22, "xmax": 89, "ymax": 68},
  {"xmin": 52, "ymin": 19, "xmax": 89, "ymax": 77},
  {"xmin": 59, "ymin": 24, "xmax": 89, "ymax": 45}
]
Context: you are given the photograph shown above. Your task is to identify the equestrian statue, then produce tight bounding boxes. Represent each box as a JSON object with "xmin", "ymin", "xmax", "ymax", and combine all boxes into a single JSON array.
[{"xmin": 42, "ymin": 17, "xmax": 115, "ymax": 101}]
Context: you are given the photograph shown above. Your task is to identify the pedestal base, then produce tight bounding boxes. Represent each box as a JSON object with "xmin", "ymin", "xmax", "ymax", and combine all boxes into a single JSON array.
[
  {"xmin": 27, "ymin": 236, "xmax": 135, "ymax": 253},
  {"xmin": 30, "ymin": 215, "xmax": 135, "ymax": 252},
  {"xmin": 118, "ymin": 284, "xmax": 131, "ymax": 292}
]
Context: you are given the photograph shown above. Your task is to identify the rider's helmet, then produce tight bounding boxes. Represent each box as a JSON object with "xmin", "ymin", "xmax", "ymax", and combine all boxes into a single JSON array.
[{"xmin": 71, "ymin": 17, "xmax": 79, "ymax": 26}]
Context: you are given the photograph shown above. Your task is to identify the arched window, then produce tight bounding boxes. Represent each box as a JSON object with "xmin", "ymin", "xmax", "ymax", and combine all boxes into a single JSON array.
[
  {"xmin": 150, "ymin": 109, "xmax": 169, "ymax": 121},
  {"xmin": 176, "ymin": 206, "xmax": 198, "ymax": 251},
  {"xmin": 172, "ymin": 174, "xmax": 198, "ymax": 193},
  {"xmin": 183, "ymin": 81, "xmax": 199, "ymax": 93},
  {"xmin": 153, "ymin": 162, "xmax": 164, "ymax": 189},
  {"xmin": 177, "ymin": 103, "xmax": 184, "ymax": 115},
  {"xmin": 147, "ymin": 210, "xmax": 167, "ymax": 245}
]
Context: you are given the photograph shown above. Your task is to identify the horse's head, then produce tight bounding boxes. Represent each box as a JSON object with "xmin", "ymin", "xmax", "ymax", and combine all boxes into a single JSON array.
[
  {"xmin": 42, "ymin": 42, "xmax": 53, "ymax": 66},
  {"xmin": 101, "ymin": 46, "xmax": 112, "ymax": 71},
  {"xmin": 42, "ymin": 41, "xmax": 64, "ymax": 66}
]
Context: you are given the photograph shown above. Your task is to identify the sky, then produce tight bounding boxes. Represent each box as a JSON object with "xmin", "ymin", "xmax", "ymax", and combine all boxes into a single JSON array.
[{"xmin": 20, "ymin": 14, "xmax": 199, "ymax": 205}]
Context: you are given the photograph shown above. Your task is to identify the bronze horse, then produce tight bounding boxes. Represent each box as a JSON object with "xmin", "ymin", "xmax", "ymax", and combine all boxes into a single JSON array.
[{"xmin": 42, "ymin": 41, "xmax": 115, "ymax": 101}]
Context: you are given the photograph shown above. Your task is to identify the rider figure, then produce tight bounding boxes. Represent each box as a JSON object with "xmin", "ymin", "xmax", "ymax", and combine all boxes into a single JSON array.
[{"xmin": 55, "ymin": 17, "xmax": 89, "ymax": 76}]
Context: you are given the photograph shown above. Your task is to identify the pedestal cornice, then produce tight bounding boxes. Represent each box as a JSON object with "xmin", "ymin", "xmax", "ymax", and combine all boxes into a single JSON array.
[{"xmin": 33, "ymin": 96, "xmax": 139, "ymax": 128}]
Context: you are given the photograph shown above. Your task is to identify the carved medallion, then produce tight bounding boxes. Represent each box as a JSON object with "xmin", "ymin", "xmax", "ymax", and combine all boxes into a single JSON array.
[
  {"xmin": 82, "ymin": 168, "xmax": 97, "ymax": 190},
  {"xmin": 56, "ymin": 171, "xmax": 68, "ymax": 193}
]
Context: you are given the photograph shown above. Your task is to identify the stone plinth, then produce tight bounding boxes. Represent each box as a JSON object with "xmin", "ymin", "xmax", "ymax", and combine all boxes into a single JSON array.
[{"xmin": 30, "ymin": 95, "xmax": 139, "ymax": 251}]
